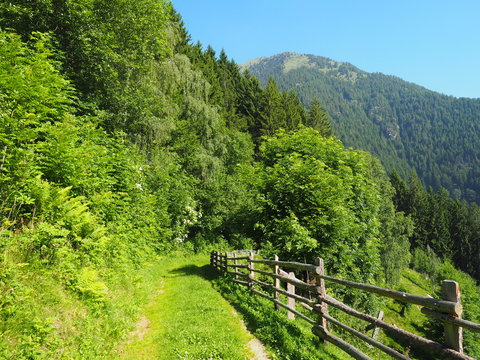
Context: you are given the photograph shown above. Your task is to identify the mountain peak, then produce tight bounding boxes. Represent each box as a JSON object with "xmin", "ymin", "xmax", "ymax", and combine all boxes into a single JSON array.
[{"xmin": 242, "ymin": 52, "xmax": 365, "ymax": 84}]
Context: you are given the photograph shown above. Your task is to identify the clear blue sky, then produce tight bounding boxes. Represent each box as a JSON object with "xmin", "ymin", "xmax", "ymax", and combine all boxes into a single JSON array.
[{"xmin": 172, "ymin": 0, "xmax": 480, "ymax": 98}]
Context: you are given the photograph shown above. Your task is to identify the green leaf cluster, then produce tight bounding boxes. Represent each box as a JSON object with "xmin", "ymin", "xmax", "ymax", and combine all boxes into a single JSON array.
[{"xmin": 253, "ymin": 128, "xmax": 394, "ymax": 285}]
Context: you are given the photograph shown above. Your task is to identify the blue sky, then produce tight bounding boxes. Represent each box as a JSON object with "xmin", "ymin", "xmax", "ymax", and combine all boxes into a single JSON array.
[{"xmin": 172, "ymin": 0, "xmax": 480, "ymax": 98}]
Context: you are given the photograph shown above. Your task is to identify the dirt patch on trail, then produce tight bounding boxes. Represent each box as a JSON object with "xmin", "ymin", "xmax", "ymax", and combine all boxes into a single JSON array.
[
  {"xmin": 248, "ymin": 338, "xmax": 270, "ymax": 360},
  {"xmin": 231, "ymin": 309, "xmax": 271, "ymax": 360},
  {"xmin": 127, "ymin": 316, "xmax": 151, "ymax": 343}
]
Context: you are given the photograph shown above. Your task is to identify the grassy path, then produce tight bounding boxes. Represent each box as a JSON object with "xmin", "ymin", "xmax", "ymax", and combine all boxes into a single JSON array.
[{"xmin": 117, "ymin": 253, "xmax": 267, "ymax": 360}]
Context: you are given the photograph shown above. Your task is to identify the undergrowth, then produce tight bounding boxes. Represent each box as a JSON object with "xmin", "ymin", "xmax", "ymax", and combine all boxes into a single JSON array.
[
  {"xmin": 0, "ymin": 248, "xmax": 167, "ymax": 359},
  {"xmin": 213, "ymin": 273, "xmax": 350, "ymax": 360}
]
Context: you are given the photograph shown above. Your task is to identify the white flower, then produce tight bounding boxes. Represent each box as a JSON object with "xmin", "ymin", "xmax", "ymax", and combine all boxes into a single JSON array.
[{"xmin": 135, "ymin": 183, "xmax": 143, "ymax": 190}]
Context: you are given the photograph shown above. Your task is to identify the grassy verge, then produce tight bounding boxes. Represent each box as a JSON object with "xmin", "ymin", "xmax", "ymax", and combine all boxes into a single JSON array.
[
  {"xmin": 117, "ymin": 253, "xmax": 260, "ymax": 360},
  {"xmin": 0, "ymin": 253, "xmax": 170, "ymax": 359},
  {"xmin": 1, "ymin": 251, "xmax": 265, "ymax": 359},
  {"xmin": 213, "ymin": 274, "xmax": 352, "ymax": 360}
]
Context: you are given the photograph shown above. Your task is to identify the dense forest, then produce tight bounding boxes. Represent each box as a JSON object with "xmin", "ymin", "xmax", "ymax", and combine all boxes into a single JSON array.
[
  {"xmin": 244, "ymin": 50, "xmax": 480, "ymax": 306},
  {"xmin": 0, "ymin": 1, "xmax": 479, "ymax": 358},
  {"xmin": 243, "ymin": 52, "xmax": 480, "ymax": 203}
]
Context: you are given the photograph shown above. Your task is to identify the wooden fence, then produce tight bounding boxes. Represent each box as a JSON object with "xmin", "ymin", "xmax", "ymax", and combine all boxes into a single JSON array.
[{"xmin": 210, "ymin": 250, "xmax": 480, "ymax": 360}]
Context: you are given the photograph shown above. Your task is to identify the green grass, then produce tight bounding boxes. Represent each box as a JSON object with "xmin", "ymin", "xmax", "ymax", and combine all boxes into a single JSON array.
[
  {"xmin": 117, "ymin": 253, "xmax": 259, "ymax": 360},
  {"xmin": 213, "ymin": 275, "xmax": 353, "ymax": 360},
  {"xmin": 283, "ymin": 54, "xmax": 312, "ymax": 74},
  {"xmin": 1, "ymin": 251, "xmax": 268, "ymax": 360},
  {"xmin": 212, "ymin": 266, "xmax": 465, "ymax": 360},
  {"xmin": 0, "ymin": 254, "xmax": 170, "ymax": 359},
  {"xmin": 5, "ymin": 250, "xmax": 476, "ymax": 360},
  {"xmin": 382, "ymin": 268, "xmax": 432, "ymax": 332}
]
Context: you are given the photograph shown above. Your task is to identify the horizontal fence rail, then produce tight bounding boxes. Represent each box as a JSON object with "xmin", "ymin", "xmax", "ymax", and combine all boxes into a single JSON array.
[
  {"xmin": 210, "ymin": 250, "xmax": 479, "ymax": 360},
  {"xmin": 318, "ymin": 274, "xmax": 461, "ymax": 315}
]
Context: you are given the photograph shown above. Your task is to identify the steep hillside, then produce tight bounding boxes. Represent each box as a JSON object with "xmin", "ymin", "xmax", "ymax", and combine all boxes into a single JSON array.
[
  {"xmin": 243, "ymin": 52, "xmax": 480, "ymax": 203},
  {"xmin": 0, "ymin": 2, "xmax": 408, "ymax": 357}
]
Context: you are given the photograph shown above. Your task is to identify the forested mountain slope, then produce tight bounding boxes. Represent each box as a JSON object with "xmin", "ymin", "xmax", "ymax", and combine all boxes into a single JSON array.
[{"xmin": 243, "ymin": 52, "xmax": 480, "ymax": 203}]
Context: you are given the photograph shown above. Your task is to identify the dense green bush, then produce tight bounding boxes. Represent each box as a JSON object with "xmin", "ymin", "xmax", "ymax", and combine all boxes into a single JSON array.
[{"xmin": 255, "ymin": 128, "xmax": 383, "ymax": 283}]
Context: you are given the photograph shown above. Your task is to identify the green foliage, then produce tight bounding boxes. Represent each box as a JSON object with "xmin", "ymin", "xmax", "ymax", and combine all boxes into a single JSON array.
[
  {"xmin": 74, "ymin": 267, "xmax": 108, "ymax": 308},
  {"xmin": 0, "ymin": 31, "xmax": 71, "ymax": 227},
  {"xmin": 1, "ymin": 0, "xmax": 172, "ymax": 136},
  {"xmin": 0, "ymin": 24, "xmax": 193, "ymax": 357},
  {"xmin": 256, "ymin": 128, "xmax": 382, "ymax": 283},
  {"xmin": 391, "ymin": 172, "xmax": 480, "ymax": 281},
  {"xmin": 19, "ymin": 185, "xmax": 108, "ymax": 263},
  {"xmin": 411, "ymin": 248, "xmax": 480, "ymax": 358},
  {"xmin": 214, "ymin": 275, "xmax": 347, "ymax": 360},
  {"xmin": 366, "ymin": 159, "xmax": 413, "ymax": 285},
  {"xmin": 245, "ymin": 52, "xmax": 480, "ymax": 203},
  {"xmin": 411, "ymin": 247, "xmax": 443, "ymax": 282},
  {"xmin": 260, "ymin": 78, "xmax": 287, "ymax": 136}
]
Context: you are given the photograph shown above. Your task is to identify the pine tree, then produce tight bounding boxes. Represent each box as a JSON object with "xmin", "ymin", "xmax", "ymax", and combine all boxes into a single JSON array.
[
  {"xmin": 283, "ymin": 90, "xmax": 306, "ymax": 131},
  {"xmin": 307, "ymin": 98, "xmax": 332, "ymax": 136},
  {"xmin": 237, "ymin": 71, "xmax": 265, "ymax": 141},
  {"xmin": 260, "ymin": 77, "xmax": 286, "ymax": 136}
]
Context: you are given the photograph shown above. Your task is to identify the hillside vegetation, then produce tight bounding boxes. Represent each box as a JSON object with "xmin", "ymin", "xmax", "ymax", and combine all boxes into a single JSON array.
[
  {"xmin": 243, "ymin": 52, "xmax": 480, "ymax": 203},
  {"xmin": 244, "ymin": 51, "xmax": 480, "ymax": 285},
  {"xmin": 1, "ymin": 1, "xmax": 479, "ymax": 359}
]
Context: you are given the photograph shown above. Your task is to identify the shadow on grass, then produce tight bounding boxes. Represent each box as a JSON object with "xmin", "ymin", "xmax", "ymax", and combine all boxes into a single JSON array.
[
  {"xmin": 403, "ymin": 272, "xmax": 433, "ymax": 293},
  {"xmin": 168, "ymin": 264, "xmax": 221, "ymax": 281}
]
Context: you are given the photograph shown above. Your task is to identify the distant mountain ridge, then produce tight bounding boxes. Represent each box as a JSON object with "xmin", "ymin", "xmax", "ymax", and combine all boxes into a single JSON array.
[{"xmin": 242, "ymin": 52, "xmax": 480, "ymax": 203}]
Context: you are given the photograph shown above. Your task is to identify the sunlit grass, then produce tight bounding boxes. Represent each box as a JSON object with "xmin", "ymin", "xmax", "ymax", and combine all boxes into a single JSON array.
[{"xmin": 118, "ymin": 253, "xmax": 256, "ymax": 360}]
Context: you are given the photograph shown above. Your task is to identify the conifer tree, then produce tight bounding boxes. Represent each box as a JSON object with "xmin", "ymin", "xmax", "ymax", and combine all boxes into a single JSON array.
[
  {"xmin": 283, "ymin": 90, "xmax": 306, "ymax": 130},
  {"xmin": 307, "ymin": 98, "xmax": 332, "ymax": 136},
  {"xmin": 237, "ymin": 71, "xmax": 265, "ymax": 140},
  {"xmin": 261, "ymin": 77, "xmax": 286, "ymax": 136}
]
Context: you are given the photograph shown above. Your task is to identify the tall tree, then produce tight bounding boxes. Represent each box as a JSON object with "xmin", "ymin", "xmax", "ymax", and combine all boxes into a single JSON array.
[
  {"xmin": 307, "ymin": 98, "xmax": 332, "ymax": 136},
  {"xmin": 260, "ymin": 77, "xmax": 286, "ymax": 136},
  {"xmin": 283, "ymin": 90, "xmax": 306, "ymax": 130}
]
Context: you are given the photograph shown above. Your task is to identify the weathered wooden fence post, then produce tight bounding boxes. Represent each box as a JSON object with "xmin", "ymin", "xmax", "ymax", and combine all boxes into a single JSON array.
[
  {"xmin": 287, "ymin": 272, "xmax": 296, "ymax": 320},
  {"xmin": 442, "ymin": 280, "xmax": 463, "ymax": 353},
  {"xmin": 248, "ymin": 251, "xmax": 255, "ymax": 290},
  {"xmin": 315, "ymin": 257, "xmax": 329, "ymax": 343},
  {"xmin": 274, "ymin": 254, "xmax": 280, "ymax": 312},
  {"xmin": 366, "ymin": 310, "xmax": 384, "ymax": 349},
  {"xmin": 233, "ymin": 252, "xmax": 238, "ymax": 280},
  {"xmin": 223, "ymin": 252, "xmax": 228, "ymax": 272},
  {"xmin": 211, "ymin": 251, "xmax": 215, "ymax": 268}
]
